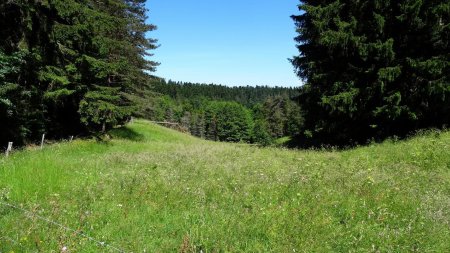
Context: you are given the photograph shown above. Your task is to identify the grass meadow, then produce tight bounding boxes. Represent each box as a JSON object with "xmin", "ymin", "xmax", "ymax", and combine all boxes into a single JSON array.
[{"xmin": 1, "ymin": 120, "xmax": 449, "ymax": 252}]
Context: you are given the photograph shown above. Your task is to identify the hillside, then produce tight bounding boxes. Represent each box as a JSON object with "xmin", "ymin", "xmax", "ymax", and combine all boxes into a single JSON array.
[{"xmin": 1, "ymin": 120, "xmax": 449, "ymax": 252}]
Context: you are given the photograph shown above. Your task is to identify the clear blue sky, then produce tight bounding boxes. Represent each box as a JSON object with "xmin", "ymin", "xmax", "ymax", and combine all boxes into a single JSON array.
[{"xmin": 145, "ymin": 0, "xmax": 302, "ymax": 87}]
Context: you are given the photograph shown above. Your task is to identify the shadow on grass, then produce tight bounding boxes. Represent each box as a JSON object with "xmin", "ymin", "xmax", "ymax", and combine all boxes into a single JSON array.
[
  {"xmin": 276, "ymin": 135, "xmax": 348, "ymax": 150},
  {"xmin": 109, "ymin": 126, "xmax": 146, "ymax": 142},
  {"xmin": 279, "ymin": 136, "xmax": 308, "ymax": 149},
  {"xmin": 279, "ymin": 128, "xmax": 446, "ymax": 151}
]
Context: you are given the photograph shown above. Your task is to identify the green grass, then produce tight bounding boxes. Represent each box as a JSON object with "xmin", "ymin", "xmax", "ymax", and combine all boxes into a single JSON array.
[{"xmin": 1, "ymin": 120, "xmax": 449, "ymax": 252}]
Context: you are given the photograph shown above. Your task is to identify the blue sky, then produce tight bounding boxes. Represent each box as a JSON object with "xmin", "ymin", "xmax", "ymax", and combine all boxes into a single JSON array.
[{"xmin": 145, "ymin": 0, "xmax": 301, "ymax": 87}]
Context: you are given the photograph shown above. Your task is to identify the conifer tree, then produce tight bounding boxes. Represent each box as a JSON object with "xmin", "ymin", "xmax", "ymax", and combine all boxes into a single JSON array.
[
  {"xmin": 0, "ymin": 0, "xmax": 158, "ymax": 144},
  {"xmin": 252, "ymin": 119, "xmax": 272, "ymax": 146},
  {"xmin": 292, "ymin": 0, "xmax": 449, "ymax": 145}
]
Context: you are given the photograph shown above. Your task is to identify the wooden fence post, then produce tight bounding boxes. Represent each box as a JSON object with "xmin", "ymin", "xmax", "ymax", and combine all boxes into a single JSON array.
[
  {"xmin": 5, "ymin": 142, "xmax": 13, "ymax": 157},
  {"xmin": 40, "ymin": 134, "xmax": 45, "ymax": 149}
]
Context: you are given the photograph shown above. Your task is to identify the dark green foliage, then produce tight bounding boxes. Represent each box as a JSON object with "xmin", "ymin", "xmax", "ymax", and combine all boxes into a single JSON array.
[
  {"xmin": 251, "ymin": 120, "xmax": 273, "ymax": 146},
  {"xmin": 204, "ymin": 106, "xmax": 219, "ymax": 141},
  {"xmin": 292, "ymin": 0, "xmax": 449, "ymax": 145},
  {"xmin": 0, "ymin": 0, "xmax": 157, "ymax": 145},
  {"xmin": 190, "ymin": 113, "xmax": 206, "ymax": 138},
  {"xmin": 209, "ymin": 101, "xmax": 253, "ymax": 142},
  {"xmin": 256, "ymin": 96, "xmax": 303, "ymax": 138},
  {"xmin": 0, "ymin": 51, "xmax": 24, "ymax": 143},
  {"xmin": 79, "ymin": 87, "xmax": 131, "ymax": 133}
]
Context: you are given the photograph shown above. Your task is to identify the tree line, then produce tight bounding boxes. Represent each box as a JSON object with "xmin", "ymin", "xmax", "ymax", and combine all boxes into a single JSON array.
[
  {"xmin": 0, "ymin": 0, "xmax": 157, "ymax": 146},
  {"xmin": 152, "ymin": 80, "xmax": 300, "ymax": 107}
]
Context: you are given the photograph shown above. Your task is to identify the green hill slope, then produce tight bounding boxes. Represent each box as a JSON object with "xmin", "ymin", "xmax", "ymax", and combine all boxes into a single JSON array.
[{"xmin": 1, "ymin": 120, "xmax": 449, "ymax": 252}]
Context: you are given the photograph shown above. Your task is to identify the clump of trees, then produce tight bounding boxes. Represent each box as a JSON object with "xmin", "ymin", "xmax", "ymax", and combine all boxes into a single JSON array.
[
  {"xmin": 0, "ymin": 0, "xmax": 158, "ymax": 145},
  {"xmin": 205, "ymin": 101, "xmax": 253, "ymax": 142},
  {"xmin": 292, "ymin": 0, "xmax": 449, "ymax": 146}
]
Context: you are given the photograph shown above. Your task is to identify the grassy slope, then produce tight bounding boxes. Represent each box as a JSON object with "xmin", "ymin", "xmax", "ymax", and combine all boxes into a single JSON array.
[{"xmin": 0, "ymin": 120, "xmax": 449, "ymax": 252}]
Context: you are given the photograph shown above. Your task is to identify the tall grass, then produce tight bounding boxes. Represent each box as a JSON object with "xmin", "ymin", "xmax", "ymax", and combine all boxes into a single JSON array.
[{"xmin": 1, "ymin": 120, "xmax": 449, "ymax": 252}]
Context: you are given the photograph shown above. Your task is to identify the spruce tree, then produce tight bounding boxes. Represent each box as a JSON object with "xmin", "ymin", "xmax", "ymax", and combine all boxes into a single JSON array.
[{"xmin": 292, "ymin": 0, "xmax": 449, "ymax": 145}]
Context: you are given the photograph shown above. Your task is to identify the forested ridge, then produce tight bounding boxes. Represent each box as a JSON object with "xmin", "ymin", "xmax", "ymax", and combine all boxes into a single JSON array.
[
  {"xmin": 152, "ymin": 80, "xmax": 299, "ymax": 107},
  {"xmin": 0, "ymin": 0, "xmax": 157, "ymax": 146}
]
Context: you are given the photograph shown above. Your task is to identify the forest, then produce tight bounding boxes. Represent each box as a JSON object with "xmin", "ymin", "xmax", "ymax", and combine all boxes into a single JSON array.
[
  {"xmin": 139, "ymin": 80, "xmax": 303, "ymax": 145},
  {"xmin": 1, "ymin": 0, "xmax": 449, "ymax": 147}
]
